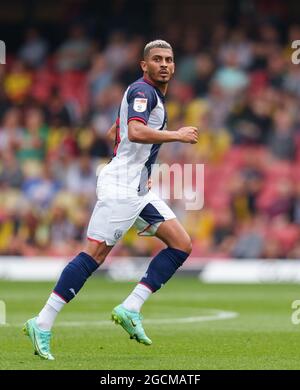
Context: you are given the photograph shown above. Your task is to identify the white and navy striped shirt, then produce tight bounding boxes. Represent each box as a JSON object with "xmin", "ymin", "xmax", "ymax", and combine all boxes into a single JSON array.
[{"xmin": 100, "ymin": 77, "xmax": 167, "ymax": 195}]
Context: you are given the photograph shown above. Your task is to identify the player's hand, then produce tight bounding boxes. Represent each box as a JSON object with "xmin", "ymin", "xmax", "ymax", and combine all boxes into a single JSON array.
[{"xmin": 176, "ymin": 126, "xmax": 199, "ymax": 144}]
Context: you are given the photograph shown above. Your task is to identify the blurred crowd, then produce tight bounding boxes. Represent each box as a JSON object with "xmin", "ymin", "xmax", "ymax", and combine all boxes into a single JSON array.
[{"xmin": 1, "ymin": 19, "xmax": 300, "ymax": 260}]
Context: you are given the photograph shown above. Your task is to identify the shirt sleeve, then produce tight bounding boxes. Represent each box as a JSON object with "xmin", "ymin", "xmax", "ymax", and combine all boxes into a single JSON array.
[{"xmin": 127, "ymin": 84, "xmax": 158, "ymax": 125}]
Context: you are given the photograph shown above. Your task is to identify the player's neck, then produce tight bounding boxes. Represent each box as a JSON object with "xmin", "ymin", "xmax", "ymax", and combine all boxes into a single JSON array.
[{"xmin": 143, "ymin": 75, "xmax": 168, "ymax": 96}]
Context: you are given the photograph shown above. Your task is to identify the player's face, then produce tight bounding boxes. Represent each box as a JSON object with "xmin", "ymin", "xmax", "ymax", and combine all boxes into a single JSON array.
[{"xmin": 141, "ymin": 48, "xmax": 175, "ymax": 84}]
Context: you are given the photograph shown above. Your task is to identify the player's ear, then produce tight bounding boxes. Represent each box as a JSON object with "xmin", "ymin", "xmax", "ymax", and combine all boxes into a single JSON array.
[{"xmin": 140, "ymin": 60, "xmax": 147, "ymax": 72}]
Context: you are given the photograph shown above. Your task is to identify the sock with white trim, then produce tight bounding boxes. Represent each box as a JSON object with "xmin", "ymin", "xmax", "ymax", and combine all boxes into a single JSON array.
[
  {"xmin": 53, "ymin": 252, "xmax": 99, "ymax": 302},
  {"xmin": 122, "ymin": 283, "xmax": 152, "ymax": 313},
  {"xmin": 36, "ymin": 252, "xmax": 99, "ymax": 331},
  {"xmin": 36, "ymin": 293, "xmax": 66, "ymax": 331}
]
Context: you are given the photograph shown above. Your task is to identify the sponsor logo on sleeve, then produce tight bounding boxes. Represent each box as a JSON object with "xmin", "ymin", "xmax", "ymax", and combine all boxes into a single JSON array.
[{"xmin": 133, "ymin": 98, "xmax": 148, "ymax": 112}]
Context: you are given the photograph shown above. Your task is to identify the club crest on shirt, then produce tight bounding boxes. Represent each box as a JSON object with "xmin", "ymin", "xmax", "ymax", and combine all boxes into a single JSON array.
[
  {"xmin": 133, "ymin": 98, "xmax": 147, "ymax": 112},
  {"xmin": 114, "ymin": 229, "xmax": 123, "ymax": 240}
]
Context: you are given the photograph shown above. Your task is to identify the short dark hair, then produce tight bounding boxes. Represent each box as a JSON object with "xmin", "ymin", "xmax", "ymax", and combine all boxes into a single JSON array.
[{"xmin": 143, "ymin": 40, "xmax": 173, "ymax": 59}]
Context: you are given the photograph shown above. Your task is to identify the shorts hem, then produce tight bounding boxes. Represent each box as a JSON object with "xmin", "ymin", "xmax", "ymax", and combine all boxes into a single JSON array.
[{"xmin": 87, "ymin": 236, "xmax": 115, "ymax": 246}]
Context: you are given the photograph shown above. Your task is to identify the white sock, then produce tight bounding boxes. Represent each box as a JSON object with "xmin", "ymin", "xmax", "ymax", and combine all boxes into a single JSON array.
[
  {"xmin": 36, "ymin": 293, "xmax": 66, "ymax": 331},
  {"xmin": 122, "ymin": 283, "xmax": 152, "ymax": 313}
]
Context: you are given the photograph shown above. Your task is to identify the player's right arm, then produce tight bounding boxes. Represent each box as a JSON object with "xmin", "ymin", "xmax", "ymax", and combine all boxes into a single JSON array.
[
  {"xmin": 128, "ymin": 121, "xmax": 198, "ymax": 144},
  {"xmin": 127, "ymin": 83, "xmax": 198, "ymax": 145}
]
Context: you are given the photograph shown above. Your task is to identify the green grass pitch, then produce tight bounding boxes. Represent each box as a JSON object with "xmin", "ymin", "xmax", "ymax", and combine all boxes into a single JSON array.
[{"xmin": 1, "ymin": 277, "xmax": 300, "ymax": 370}]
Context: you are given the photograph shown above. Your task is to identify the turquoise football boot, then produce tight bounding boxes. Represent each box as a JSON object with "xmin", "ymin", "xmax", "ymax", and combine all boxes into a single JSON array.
[
  {"xmin": 23, "ymin": 317, "xmax": 55, "ymax": 360},
  {"xmin": 111, "ymin": 304, "xmax": 152, "ymax": 346}
]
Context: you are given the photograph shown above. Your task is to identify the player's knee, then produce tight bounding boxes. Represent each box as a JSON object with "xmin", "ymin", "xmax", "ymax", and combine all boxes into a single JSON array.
[
  {"xmin": 174, "ymin": 236, "xmax": 192, "ymax": 255},
  {"xmin": 92, "ymin": 253, "xmax": 107, "ymax": 265},
  {"xmin": 181, "ymin": 236, "xmax": 192, "ymax": 255},
  {"xmin": 84, "ymin": 240, "xmax": 111, "ymax": 265},
  {"xmin": 84, "ymin": 248, "xmax": 105, "ymax": 265}
]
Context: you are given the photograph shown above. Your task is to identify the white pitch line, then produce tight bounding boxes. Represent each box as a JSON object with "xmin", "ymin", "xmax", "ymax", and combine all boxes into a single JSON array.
[{"xmin": 5, "ymin": 309, "xmax": 238, "ymax": 328}]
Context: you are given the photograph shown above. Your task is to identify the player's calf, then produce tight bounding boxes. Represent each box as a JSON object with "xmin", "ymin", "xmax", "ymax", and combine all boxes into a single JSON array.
[{"xmin": 140, "ymin": 247, "xmax": 190, "ymax": 292}]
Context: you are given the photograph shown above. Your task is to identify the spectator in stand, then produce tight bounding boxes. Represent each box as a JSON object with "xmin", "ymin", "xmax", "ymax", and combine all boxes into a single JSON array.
[
  {"xmin": 266, "ymin": 179, "xmax": 295, "ymax": 219},
  {"xmin": 176, "ymin": 28, "xmax": 201, "ymax": 84},
  {"xmin": 267, "ymin": 50, "xmax": 287, "ymax": 90},
  {"xmin": 230, "ymin": 173, "xmax": 259, "ymax": 222},
  {"xmin": 193, "ymin": 53, "xmax": 215, "ymax": 97},
  {"xmin": 258, "ymin": 22, "xmax": 281, "ymax": 46},
  {"xmin": 268, "ymin": 108, "xmax": 296, "ymax": 161},
  {"xmin": 16, "ymin": 207, "xmax": 41, "ymax": 255},
  {"xmin": 283, "ymin": 63, "xmax": 300, "ymax": 98},
  {"xmin": 17, "ymin": 108, "xmax": 48, "ymax": 162},
  {"xmin": 65, "ymin": 153, "xmax": 96, "ymax": 200},
  {"xmin": 213, "ymin": 48, "xmax": 249, "ymax": 95},
  {"xmin": 55, "ymin": 25, "xmax": 93, "ymax": 72},
  {"xmin": 88, "ymin": 54, "xmax": 113, "ymax": 105},
  {"xmin": 213, "ymin": 209, "xmax": 234, "ymax": 246},
  {"xmin": 45, "ymin": 88, "xmax": 73, "ymax": 127},
  {"xmin": 90, "ymin": 82, "xmax": 124, "ymax": 135},
  {"xmin": 240, "ymin": 151, "xmax": 265, "ymax": 215},
  {"xmin": 69, "ymin": 207, "xmax": 89, "ymax": 245},
  {"xmin": 87, "ymin": 127, "xmax": 111, "ymax": 159},
  {"xmin": 0, "ymin": 108, "xmax": 23, "ymax": 155},
  {"xmin": 117, "ymin": 36, "xmax": 145, "ymax": 86},
  {"xmin": 18, "ymin": 28, "xmax": 48, "ymax": 68},
  {"xmin": 0, "ymin": 150, "xmax": 24, "ymax": 189},
  {"xmin": 104, "ymin": 31, "xmax": 128, "ymax": 72},
  {"xmin": 4, "ymin": 60, "xmax": 32, "ymax": 103},
  {"xmin": 205, "ymin": 81, "xmax": 235, "ymax": 130},
  {"xmin": 218, "ymin": 27, "xmax": 254, "ymax": 70},
  {"xmin": 47, "ymin": 205, "xmax": 75, "ymax": 251},
  {"xmin": 231, "ymin": 216, "xmax": 265, "ymax": 259},
  {"xmin": 22, "ymin": 164, "xmax": 61, "ymax": 210},
  {"xmin": 227, "ymin": 93, "xmax": 272, "ymax": 145}
]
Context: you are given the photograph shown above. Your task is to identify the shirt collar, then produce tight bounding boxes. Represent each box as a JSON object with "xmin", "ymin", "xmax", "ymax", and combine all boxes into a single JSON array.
[{"xmin": 142, "ymin": 77, "xmax": 165, "ymax": 102}]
